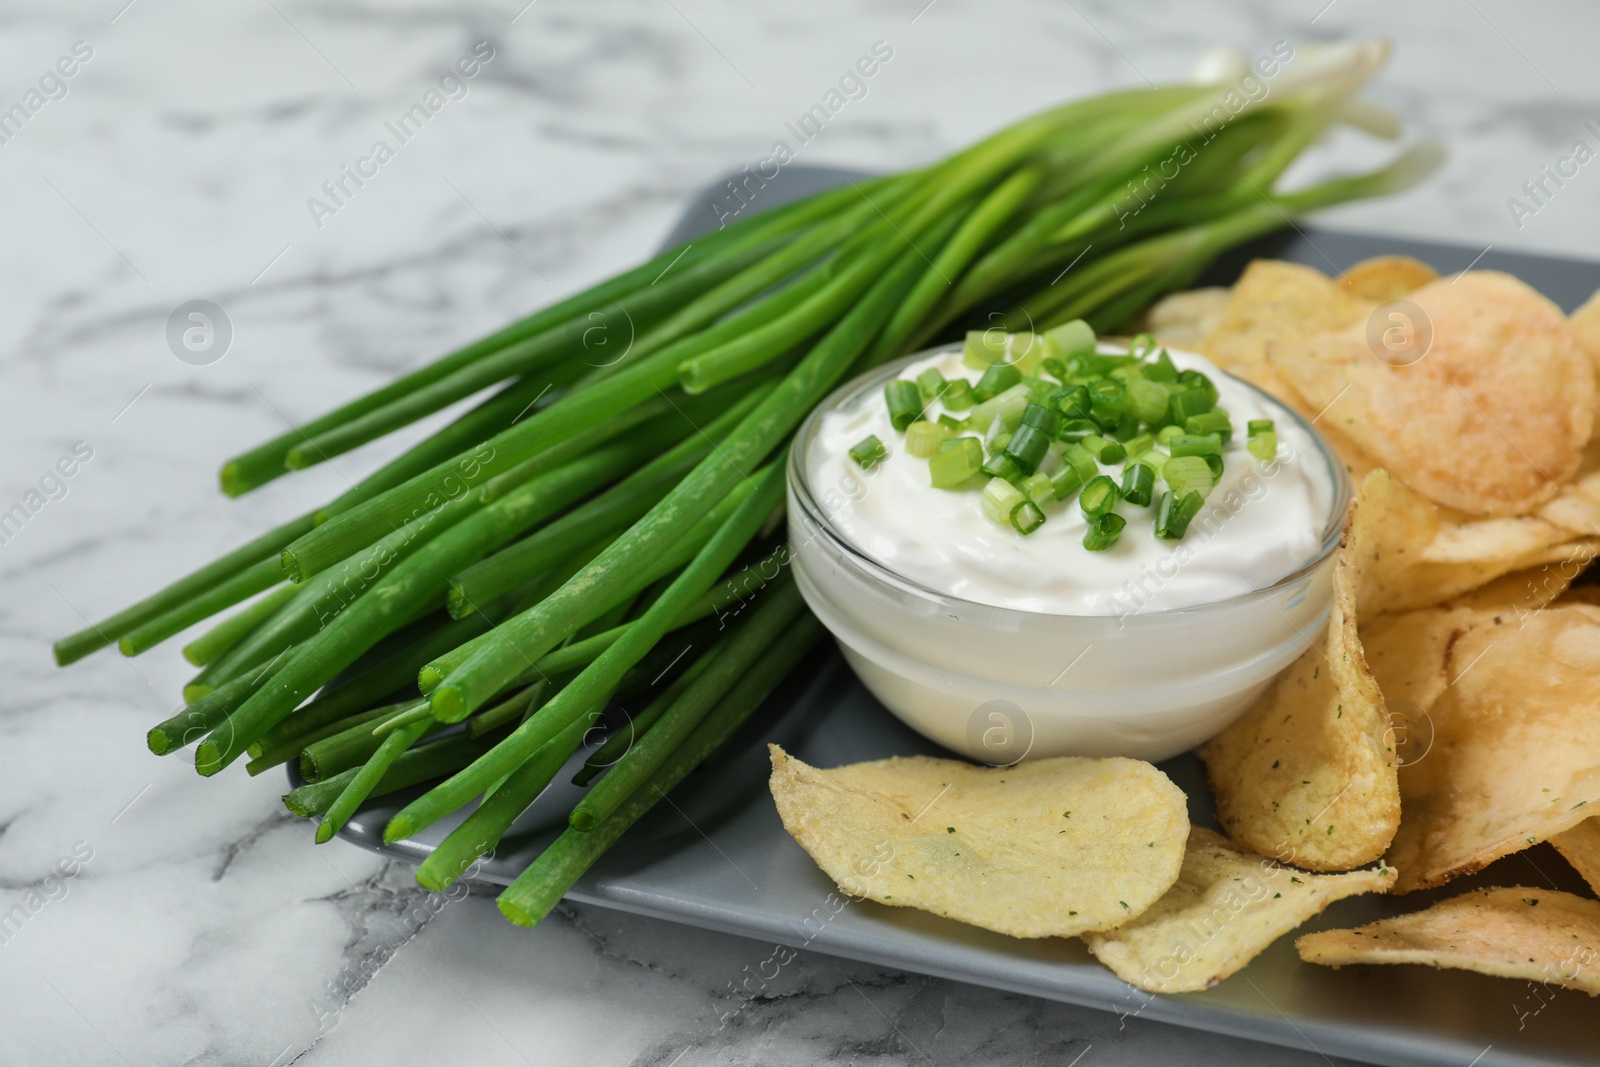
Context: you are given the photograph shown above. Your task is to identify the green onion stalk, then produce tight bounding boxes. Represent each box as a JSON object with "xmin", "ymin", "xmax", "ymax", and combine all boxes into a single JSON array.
[{"xmin": 50, "ymin": 42, "xmax": 1436, "ymax": 926}]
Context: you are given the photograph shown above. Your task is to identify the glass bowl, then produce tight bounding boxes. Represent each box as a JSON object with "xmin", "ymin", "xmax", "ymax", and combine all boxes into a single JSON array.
[{"xmin": 786, "ymin": 344, "xmax": 1352, "ymax": 764}]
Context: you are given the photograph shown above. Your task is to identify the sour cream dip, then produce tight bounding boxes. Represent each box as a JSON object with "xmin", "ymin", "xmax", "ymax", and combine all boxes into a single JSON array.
[{"xmin": 806, "ymin": 346, "xmax": 1333, "ymax": 616}]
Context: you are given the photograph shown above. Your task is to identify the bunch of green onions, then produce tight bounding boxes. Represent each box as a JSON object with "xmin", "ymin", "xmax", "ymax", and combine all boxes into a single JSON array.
[{"xmin": 53, "ymin": 41, "xmax": 1434, "ymax": 926}]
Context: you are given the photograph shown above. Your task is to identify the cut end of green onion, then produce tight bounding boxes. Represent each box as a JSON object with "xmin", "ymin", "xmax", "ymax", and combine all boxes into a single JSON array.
[
  {"xmin": 1155, "ymin": 490, "xmax": 1206, "ymax": 540},
  {"xmin": 1162, "ymin": 454, "xmax": 1215, "ymax": 498},
  {"xmin": 430, "ymin": 687, "xmax": 467, "ymax": 723},
  {"xmin": 1011, "ymin": 500, "xmax": 1045, "ymax": 535},
  {"xmin": 383, "ymin": 815, "xmax": 414, "ymax": 845},
  {"xmin": 1083, "ymin": 512, "xmax": 1126, "ymax": 551},
  {"xmin": 147, "ymin": 728, "xmax": 171, "ymax": 756},
  {"xmin": 1078, "ymin": 474, "xmax": 1119, "ymax": 520},
  {"xmin": 1120, "ymin": 462, "xmax": 1156, "ymax": 508},
  {"xmin": 981, "ymin": 477, "xmax": 1026, "ymax": 526},
  {"xmin": 849, "ymin": 434, "xmax": 889, "ymax": 470},
  {"xmin": 963, "ymin": 329, "xmax": 1010, "ymax": 369},
  {"xmin": 904, "ymin": 421, "xmax": 949, "ymax": 458},
  {"xmin": 1248, "ymin": 419, "xmax": 1278, "ymax": 463},
  {"xmin": 569, "ymin": 808, "xmax": 598, "ymax": 832},
  {"xmin": 942, "ymin": 379, "xmax": 975, "ymax": 411},
  {"xmin": 884, "ymin": 381, "xmax": 924, "ymax": 432},
  {"xmin": 1044, "ymin": 319, "xmax": 1096, "ymax": 361}
]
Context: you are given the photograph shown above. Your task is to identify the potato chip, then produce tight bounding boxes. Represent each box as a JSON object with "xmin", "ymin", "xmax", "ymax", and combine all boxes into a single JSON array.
[
  {"xmin": 1570, "ymin": 287, "xmax": 1600, "ymax": 379},
  {"xmin": 1137, "ymin": 287, "xmax": 1232, "ymax": 348},
  {"xmin": 1550, "ymin": 819, "xmax": 1600, "ymax": 896},
  {"xmin": 1562, "ymin": 585, "xmax": 1600, "ymax": 607},
  {"xmin": 1082, "ymin": 828, "xmax": 1396, "ymax": 993},
  {"xmin": 1387, "ymin": 604, "xmax": 1600, "ymax": 892},
  {"xmin": 1422, "ymin": 516, "xmax": 1570, "ymax": 564},
  {"xmin": 1275, "ymin": 272, "xmax": 1595, "ymax": 517},
  {"xmin": 1361, "ymin": 605, "xmax": 1478, "ymax": 723},
  {"xmin": 1539, "ymin": 471, "xmax": 1600, "ymax": 537},
  {"xmin": 1338, "ymin": 255, "xmax": 1440, "ymax": 302},
  {"xmin": 1201, "ymin": 260, "xmax": 1367, "ymax": 369},
  {"xmin": 1297, "ymin": 886, "xmax": 1600, "ymax": 994},
  {"xmin": 1444, "ymin": 563, "xmax": 1576, "ymax": 614},
  {"xmin": 1401, "ymin": 538, "xmax": 1600, "ymax": 612},
  {"xmin": 767, "ymin": 745, "xmax": 1187, "ymax": 938},
  {"xmin": 1201, "ymin": 476, "xmax": 1399, "ymax": 871},
  {"xmin": 1349, "ymin": 469, "xmax": 1443, "ymax": 616}
]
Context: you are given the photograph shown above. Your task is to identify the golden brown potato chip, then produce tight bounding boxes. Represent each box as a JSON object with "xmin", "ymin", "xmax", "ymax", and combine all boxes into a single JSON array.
[
  {"xmin": 1570, "ymin": 288, "xmax": 1600, "ymax": 379},
  {"xmin": 1387, "ymin": 604, "xmax": 1600, "ymax": 892},
  {"xmin": 1550, "ymin": 819, "xmax": 1600, "ymax": 896},
  {"xmin": 1082, "ymin": 828, "xmax": 1396, "ymax": 993},
  {"xmin": 1275, "ymin": 272, "xmax": 1595, "ymax": 517},
  {"xmin": 1445, "ymin": 563, "xmax": 1577, "ymax": 614},
  {"xmin": 1401, "ymin": 538, "xmax": 1600, "ymax": 612},
  {"xmin": 767, "ymin": 745, "xmax": 1188, "ymax": 938},
  {"xmin": 1338, "ymin": 255, "xmax": 1440, "ymax": 302},
  {"xmin": 1201, "ymin": 260, "xmax": 1367, "ymax": 369},
  {"xmin": 1422, "ymin": 516, "xmax": 1570, "ymax": 564},
  {"xmin": 1562, "ymin": 585, "xmax": 1600, "ymax": 607},
  {"xmin": 1201, "ymin": 476, "xmax": 1399, "ymax": 871},
  {"xmin": 1137, "ymin": 287, "xmax": 1232, "ymax": 348},
  {"xmin": 1297, "ymin": 886, "xmax": 1600, "ymax": 994},
  {"xmin": 1361, "ymin": 605, "xmax": 1478, "ymax": 727}
]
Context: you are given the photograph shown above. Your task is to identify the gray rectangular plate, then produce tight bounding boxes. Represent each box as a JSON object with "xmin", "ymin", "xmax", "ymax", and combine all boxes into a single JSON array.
[{"xmin": 313, "ymin": 166, "xmax": 1600, "ymax": 1067}]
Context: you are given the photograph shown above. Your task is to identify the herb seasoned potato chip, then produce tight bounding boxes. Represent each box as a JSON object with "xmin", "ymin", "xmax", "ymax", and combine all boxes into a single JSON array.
[
  {"xmin": 1275, "ymin": 272, "xmax": 1595, "ymax": 517},
  {"xmin": 1201, "ymin": 476, "xmax": 1399, "ymax": 871},
  {"xmin": 1137, "ymin": 286, "xmax": 1231, "ymax": 348},
  {"xmin": 1297, "ymin": 886, "xmax": 1600, "ymax": 994},
  {"xmin": 1387, "ymin": 604, "xmax": 1600, "ymax": 892},
  {"xmin": 1550, "ymin": 820, "xmax": 1600, "ymax": 896},
  {"xmin": 1082, "ymin": 828, "xmax": 1396, "ymax": 993},
  {"xmin": 1337, "ymin": 255, "xmax": 1439, "ymax": 302},
  {"xmin": 1361, "ymin": 605, "xmax": 1478, "ymax": 721},
  {"xmin": 767, "ymin": 745, "xmax": 1187, "ymax": 938},
  {"xmin": 1201, "ymin": 260, "xmax": 1367, "ymax": 369},
  {"xmin": 1539, "ymin": 471, "xmax": 1600, "ymax": 537}
]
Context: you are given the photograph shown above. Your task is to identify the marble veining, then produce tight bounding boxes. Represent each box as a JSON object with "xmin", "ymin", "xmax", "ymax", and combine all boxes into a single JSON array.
[{"xmin": 3, "ymin": 1, "xmax": 1598, "ymax": 1064}]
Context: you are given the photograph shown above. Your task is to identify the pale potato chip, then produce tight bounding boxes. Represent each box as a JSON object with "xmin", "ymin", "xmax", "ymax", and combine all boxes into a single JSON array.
[
  {"xmin": 1201, "ymin": 260, "xmax": 1368, "ymax": 370},
  {"xmin": 1445, "ymin": 564, "xmax": 1576, "ymax": 614},
  {"xmin": 1387, "ymin": 604, "xmax": 1600, "ymax": 892},
  {"xmin": 1276, "ymin": 272, "xmax": 1595, "ymax": 517},
  {"xmin": 1561, "ymin": 585, "xmax": 1600, "ymax": 607},
  {"xmin": 1422, "ymin": 516, "xmax": 1570, "ymax": 564},
  {"xmin": 1350, "ymin": 469, "xmax": 1443, "ymax": 616},
  {"xmin": 1137, "ymin": 287, "xmax": 1231, "ymax": 348},
  {"xmin": 1338, "ymin": 255, "xmax": 1440, "ymax": 302},
  {"xmin": 767, "ymin": 746, "xmax": 1188, "ymax": 938},
  {"xmin": 1362, "ymin": 605, "xmax": 1479, "ymax": 725},
  {"xmin": 1201, "ymin": 475, "xmax": 1399, "ymax": 871},
  {"xmin": 1570, "ymin": 287, "xmax": 1600, "ymax": 379},
  {"xmin": 1539, "ymin": 471, "xmax": 1600, "ymax": 537},
  {"xmin": 1550, "ymin": 819, "xmax": 1600, "ymax": 896},
  {"xmin": 1082, "ymin": 828, "xmax": 1396, "ymax": 993},
  {"xmin": 1401, "ymin": 538, "xmax": 1600, "ymax": 612},
  {"xmin": 1297, "ymin": 886, "xmax": 1600, "ymax": 994}
]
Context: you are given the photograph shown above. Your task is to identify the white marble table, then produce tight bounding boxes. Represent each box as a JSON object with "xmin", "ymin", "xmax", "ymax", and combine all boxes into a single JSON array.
[{"xmin": 3, "ymin": 2, "xmax": 1597, "ymax": 1064}]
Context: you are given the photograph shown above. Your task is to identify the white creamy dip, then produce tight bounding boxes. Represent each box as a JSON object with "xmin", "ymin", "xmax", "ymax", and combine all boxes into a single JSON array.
[{"xmin": 806, "ymin": 346, "xmax": 1334, "ymax": 615}]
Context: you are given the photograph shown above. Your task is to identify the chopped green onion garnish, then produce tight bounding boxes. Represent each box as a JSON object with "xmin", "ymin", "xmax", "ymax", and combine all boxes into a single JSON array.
[
  {"xmin": 1120, "ymin": 461, "xmax": 1156, "ymax": 507},
  {"xmin": 1021, "ymin": 375, "xmax": 1057, "ymax": 403},
  {"xmin": 1183, "ymin": 409, "xmax": 1233, "ymax": 443},
  {"xmin": 973, "ymin": 362, "xmax": 1021, "ymax": 403},
  {"xmin": 1168, "ymin": 387, "xmax": 1213, "ymax": 423},
  {"xmin": 1053, "ymin": 384, "xmax": 1092, "ymax": 420},
  {"xmin": 1125, "ymin": 378, "xmax": 1169, "ymax": 425},
  {"xmin": 1080, "ymin": 435, "xmax": 1126, "ymax": 464},
  {"xmin": 916, "ymin": 367, "xmax": 947, "ymax": 403},
  {"xmin": 1083, "ymin": 512, "xmax": 1125, "ymax": 551},
  {"xmin": 981, "ymin": 477, "xmax": 1026, "ymax": 525},
  {"xmin": 987, "ymin": 430, "xmax": 1012, "ymax": 455},
  {"xmin": 1156, "ymin": 424, "xmax": 1186, "ymax": 446},
  {"xmin": 1020, "ymin": 402, "xmax": 1065, "ymax": 438},
  {"xmin": 849, "ymin": 435, "xmax": 887, "ymax": 470},
  {"xmin": 937, "ymin": 412, "xmax": 964, "ymax": 430},
  {"xmin": 981, "ymin": 451, "xmax": 1022, "ymax": 483},
  {"xmin": 1162, "ymin": 455, "xmax": 1214, "ymax": 497},
  {"xmin": 929, "ymin": 437, "xmax": 983, "ymax": 488},
  {"xmin": 1078, "ymin": 474, "xmax": 1119, "ymax": 519},
  {"xmin": 1043, "ymin": 319, "xmax": 1096, "ymax": 361},
  {"xmin": 1088, "ymin": 378, "xmax": 1126, "ymax": 426},
  {"xmin": 968, "ymin": 383, "xmax": 1031, "ymax": 433},
  {"xmin": 1180, "ymin": 368, "xmax": 1220, "ymax": 408},
  {"xmin": 885, "ymin": 380, "xmax": 924, "ymax": 432},
  {"xmin": 1155, "ymin": 490, "xmax": 1205, "ymax": 539},
  {"xmin": 1041, "ymin": 357, "xmax": 1069, "ymax": 382},
  {"xmin": 1002, "ymin": 424, "xmax": 1052, "ymax": 475},
  {"xmin": 1010, "ymin": 499, "xmax": 1045, "ymax": 535},
  {"xmin": 1009, "ymin": 331, "xmax": 1053, "ymax": 375},
  {"xmin": 1019, "ymin": 472, "xmax": 1053, "ymax": 505},
  {"xmin": 1122, "ymin": 432, "xmax": 1155, "ymax": 461},
  {"xmin": 1247, "ymin": 419, "xmax": 1278, "ymax": 463},
  {"xmin": 939, "ymin": 434, "xmax": 977, "ymax": 452},
  {"xmin": 1168, "ymin": 432, "xmax": 1222, "ymax": 458},
  {"xmin": 963, "ymin": 329, "xmax": 1009, "ymax": 369},
  {"xmin": 904, "ymin": 420, "xmax": 949, "ymax": 458},
  {"xmin": 942, "ymin": 379, "xmax": 975, "ymax": 411},
  {"xmin": 1057, "ymin": 417, "xmax": 1099, "ymax": 442},
  {"xmin": 1144, "ymin": 349, "xmax": 1179, "ymax": 382}
]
